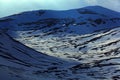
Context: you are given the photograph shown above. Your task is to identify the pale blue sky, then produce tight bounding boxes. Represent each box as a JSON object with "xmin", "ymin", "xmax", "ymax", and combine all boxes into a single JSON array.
[{"xmin": 0, "ymin": 0, "xmax": 120, "ymax": 18}]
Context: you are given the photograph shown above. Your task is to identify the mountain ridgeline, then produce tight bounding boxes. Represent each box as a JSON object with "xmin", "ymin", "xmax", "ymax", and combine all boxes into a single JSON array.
[{"xmin": 0, "ymin": 6, "xmax": 120, "ymax": 34}]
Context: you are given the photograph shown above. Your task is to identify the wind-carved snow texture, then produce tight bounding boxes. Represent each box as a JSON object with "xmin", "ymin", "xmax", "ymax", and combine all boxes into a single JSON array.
[{"xmin": 0, "ymin": 6, "xmax": 120, "ymax": 80}]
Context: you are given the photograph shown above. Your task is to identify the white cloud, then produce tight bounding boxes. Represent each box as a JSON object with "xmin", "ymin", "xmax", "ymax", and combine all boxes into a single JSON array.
[
  {"xmin": 84, "ymin": 0, "xmax": 98, "ymax": 5},
  {"xmin": 83, "ymin": 0, "xmax": 120, "ymax": 12},
  {"xmin": 99, "ymin": 0, "xmax": 120, "ymax": 11}
]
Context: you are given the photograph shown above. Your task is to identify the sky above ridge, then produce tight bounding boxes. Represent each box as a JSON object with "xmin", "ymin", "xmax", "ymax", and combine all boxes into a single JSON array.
[{"xmin": 0, "ymin": 0, "xmax": 120, "ymax": 18}]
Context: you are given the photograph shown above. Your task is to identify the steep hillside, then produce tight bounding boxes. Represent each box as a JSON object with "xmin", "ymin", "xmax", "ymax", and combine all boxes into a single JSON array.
[
  {"xmin": 0, "ymin": 31, "xmax": 73, "ymax": 80},
  {"xmin": 0, "ymin": 29, "xmax": 120, "ymax": 80}
]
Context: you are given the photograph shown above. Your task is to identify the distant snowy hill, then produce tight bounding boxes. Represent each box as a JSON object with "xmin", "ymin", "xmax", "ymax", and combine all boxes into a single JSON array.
[
  {"xmin": 0, "ymin": 6, "xmax": 120, "ymax": 80},
  {"xmin": 0, "ymin": 6, "xmax": 120, "ymax": 34}
]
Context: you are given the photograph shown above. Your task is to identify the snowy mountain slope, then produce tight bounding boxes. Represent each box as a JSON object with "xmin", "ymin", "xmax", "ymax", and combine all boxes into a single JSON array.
[
  {"xmin": 0, "ymin": 6, "xmax": 119, "ymax": 60},
  {"xmin": 1, "ymin": 30, "xmax": 120, "ymax": 80},
  {"xmin": 0, "ymin": 31, "xmax": 65, "ymax": 68},
  {"xmin": 15, "ymin": 26, "xmax": 120, "ymax": 62},
  {"xmin": 0, "ymin": 6, "xmax": 120, "ymax": 80},
  {"xmin": 0, "ymin": 31, "xmax": 76, "ymax": 80},
  {"xmin": 0, "ymin": 30, "xmax": 114, "ymax": 80},
  {"xmin": 0, "ymin": 6, "xmax": 120, "ymax": 34}
]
